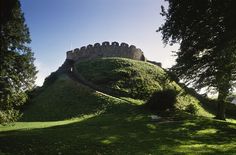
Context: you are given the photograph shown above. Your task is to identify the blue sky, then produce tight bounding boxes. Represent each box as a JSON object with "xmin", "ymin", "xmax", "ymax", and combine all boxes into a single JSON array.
[{"xmin": 20, "ymin": 0, "xmax": 178, "ymax": 86}]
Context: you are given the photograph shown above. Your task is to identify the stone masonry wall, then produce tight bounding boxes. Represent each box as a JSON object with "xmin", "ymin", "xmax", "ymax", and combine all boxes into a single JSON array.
[{"xmin": 66, "ymin": 41, "xmax": 146, "ymax": 62}]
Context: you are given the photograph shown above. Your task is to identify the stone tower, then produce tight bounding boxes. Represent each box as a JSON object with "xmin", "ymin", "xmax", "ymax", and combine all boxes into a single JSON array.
[{"xmin": 66, "ymin": 41, "xmax": 146, "ymax": 62}]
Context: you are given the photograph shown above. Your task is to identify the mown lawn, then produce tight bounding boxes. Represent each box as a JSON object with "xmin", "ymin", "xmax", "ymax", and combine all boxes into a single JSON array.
[{"xmin": 0, "ymin": 105, "xmax": 235, "ymax": 155}]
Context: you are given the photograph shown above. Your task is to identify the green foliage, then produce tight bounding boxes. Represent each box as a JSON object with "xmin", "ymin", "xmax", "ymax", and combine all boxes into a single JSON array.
[
  {"xmin": 175, "ymin": 90, "xmax": 213, "ymax": 117},
  {"xmin": 0, "ymin": 109, "xmax": 22, "ymax": 125},
  {"xmin": 146, "ymin": 89, "xmax": 177, "ymax": 111},
  {"xmin": 0, "ymin": 0, "xmax": 37, "ymax": 124},
  {"xmin": 185, "ymin": 104, "xmax": 198, "ymax": 115},
  {"xmin": 158, "ymin": 0, "xmax": 236, "ymax": 120},
  {"xmin": 166, "ymin": 69, "xmax": 179, "ymax": 83}
]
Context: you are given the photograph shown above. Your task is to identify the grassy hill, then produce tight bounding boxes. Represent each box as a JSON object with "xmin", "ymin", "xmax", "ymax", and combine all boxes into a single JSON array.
[
  {"xmin": 0, "ymin": 57, "xmax": 235, "ymax": 155},
  {"xmin": 75, "ymin": 57, "xmax": 211, "ymax": 117},
  {"xmin": 22, "ymin": 73, "xmax": 142, "ymax": 121},
  {"xmin": 75, "ymin": 58, "xmax": 167, "ymax": 99},
  {"xmin": 22, "ymin": 57, "xmax": 212, "ymax": 121}
]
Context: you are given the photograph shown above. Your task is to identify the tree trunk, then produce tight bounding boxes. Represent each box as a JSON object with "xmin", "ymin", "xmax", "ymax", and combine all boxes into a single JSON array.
[
  {"xmin": 215, "ymin": 91, "xmax": 227, "ymax": 120},
  {"xmin": 216, "ymin": 101, "xmax": 226, "ymax": 120}
]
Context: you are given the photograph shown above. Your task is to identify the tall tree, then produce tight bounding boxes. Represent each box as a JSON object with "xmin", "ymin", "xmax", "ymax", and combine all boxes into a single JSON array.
[
  {"xmin": 158, "ymin": 0, "xmax": 236, "ymax": 120},
  {"xmin": 0, "ymin": 0, "xmax": 37, "ymax": 123}
]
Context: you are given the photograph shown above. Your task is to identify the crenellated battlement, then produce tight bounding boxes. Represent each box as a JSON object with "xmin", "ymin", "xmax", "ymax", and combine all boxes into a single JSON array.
[{"xmin": 66, "ymin": 41, "xmax": 146, "ymax": 62}]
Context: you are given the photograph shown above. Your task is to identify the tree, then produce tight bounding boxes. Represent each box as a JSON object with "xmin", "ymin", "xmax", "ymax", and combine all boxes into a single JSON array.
[
  {"xmin": 158, "ymin": 0, "xmax": 236, "ymax": 120},
  {"xmin": 0, "ymin": 0, "xmax": 37, "ymax": 123}
]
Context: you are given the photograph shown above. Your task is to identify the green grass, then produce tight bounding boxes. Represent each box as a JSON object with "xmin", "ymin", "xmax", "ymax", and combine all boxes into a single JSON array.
[
  {"xmin": 1, "ymin": 108, "xmax": 235, "ymax": 155},
  {"xmin": 0, "ymin": 57, "xmax": 235, "ymax": 154},
  {"xmin": 76, "ymin": 57, "xmax": 167, "ymax": 100},
  {"xmin": 75, "ymin": 57, "xmax": 212, "ymax": 117},
  {"xmin": 22, "ymin": 74, "xmax": 129, "ymax": 121},
  {"xmin": 0, "ymin": 114, "xmax": 96, "ymax": 132}
]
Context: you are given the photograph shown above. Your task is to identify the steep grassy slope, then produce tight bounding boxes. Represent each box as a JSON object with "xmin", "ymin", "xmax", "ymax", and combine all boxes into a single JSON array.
[
  {"xmin": 76, "ymin": 57, "xmax": 212, "ymax": 117},
  {"xmin": 75, "ymin": 57, "xmax": 169, "ymax": 99},
  {"xmin": 22, "ymin": 74, "xmax": 131, "ymax": 121}
]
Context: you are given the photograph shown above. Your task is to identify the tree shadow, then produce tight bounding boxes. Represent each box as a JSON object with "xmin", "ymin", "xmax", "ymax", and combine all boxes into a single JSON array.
[{"xmin": 0, "ymin": 107, "xmax": 235, "ymax": 155}]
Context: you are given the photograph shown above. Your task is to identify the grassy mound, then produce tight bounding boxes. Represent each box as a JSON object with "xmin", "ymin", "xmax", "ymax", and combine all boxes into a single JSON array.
[
  {"xmin": 76, "ymin": 57, "xmax": 169, "ymax": 99},
  {"xmin": 22, "ymin": 57, "xmax": 215, "ymax": 122},
  {"xmin": 22, "ymin": 74, "xmax": 130, "ymax": 121},
  {"xmin": 75, "ymin": 57, "xmax": 212, "ymax": 117}
]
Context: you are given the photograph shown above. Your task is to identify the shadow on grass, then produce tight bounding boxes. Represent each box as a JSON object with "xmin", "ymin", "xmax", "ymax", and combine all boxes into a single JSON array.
[{"xmin": 0, "ymin": 105, "xmax": 236, "ymax": 155}]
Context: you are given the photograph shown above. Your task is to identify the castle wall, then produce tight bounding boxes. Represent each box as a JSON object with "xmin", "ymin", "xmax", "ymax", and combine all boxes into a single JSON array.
[{"xmin": 66, "ymin": 41, "xmax": 146, "ymax": 62}]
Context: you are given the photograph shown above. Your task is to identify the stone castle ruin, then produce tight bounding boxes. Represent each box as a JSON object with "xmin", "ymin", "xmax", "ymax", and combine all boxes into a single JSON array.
[
  {"xmin": 57, "ymin": 41, "xmax": 161, "ymax": 74},
  {"xmin": 48, "ymin": 41, "xmax": 161, "ymax": 98},
  {"xmin": 66, "ymin": 41, "xmax": 146, "ymax": 62}
]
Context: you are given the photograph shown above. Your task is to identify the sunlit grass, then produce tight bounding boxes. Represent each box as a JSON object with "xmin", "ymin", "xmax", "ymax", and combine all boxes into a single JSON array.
[
  {"xmin": 0, "ymin": 112, "xmax": 235, "ymax": 155},
  {"xmin": 227, "ymin": 118, "xmax": 236, "ymax": 124},
  {"xmin": 196, "ymin": 128, "xmax": 218, "ymax": 135},
  {"xmin": 0, "ymin": 113, "xmax": 98, "ymax": 132}
]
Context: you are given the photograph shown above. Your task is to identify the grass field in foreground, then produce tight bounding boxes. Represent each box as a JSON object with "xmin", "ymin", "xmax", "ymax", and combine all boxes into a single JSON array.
[{"xmin": 0, "ymin": 107, "xmax": 236, "ymax": 155}]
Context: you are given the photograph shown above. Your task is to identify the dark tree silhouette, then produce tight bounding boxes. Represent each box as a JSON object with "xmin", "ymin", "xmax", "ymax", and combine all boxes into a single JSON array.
[
  {"xmin": 0, "ymin": 0, "xmax": 37, "ymax": 123},
  {"xmin": 158, "ymin": 0, "xmax": 236, "ymax": 120}
]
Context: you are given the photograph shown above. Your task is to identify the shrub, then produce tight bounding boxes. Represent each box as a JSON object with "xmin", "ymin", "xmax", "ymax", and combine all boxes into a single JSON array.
[
  {"xmin": 166, "ymin": 70, "xmax": 179, "ymax": 83},
  {"xmin": 185, "ymin": 104, "xmax": 198, "ymax": 114},
  {"xmin": 0, "ymin": 109, "xmax": 22, "ymax": 125},
  {"xmin": 146, "ymin": 89, "xmax": 177, "ymax": 111}
]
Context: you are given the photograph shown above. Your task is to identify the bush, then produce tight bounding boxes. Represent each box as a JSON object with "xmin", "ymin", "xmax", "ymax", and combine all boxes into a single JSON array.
[
  {"xmin": 166, "ymin": 70, "xmax": 179, "ymax": 83},
  {"xmin": 146, "ymin": 89, "xmax": 177, "ymax": 111},
  {"xmin": 185, "ymin": 104, "xmax": 198, "ymax": 114},
  {"xmin": 0, "ymin": 109, "xmax": 22, "ymax": 125}
]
